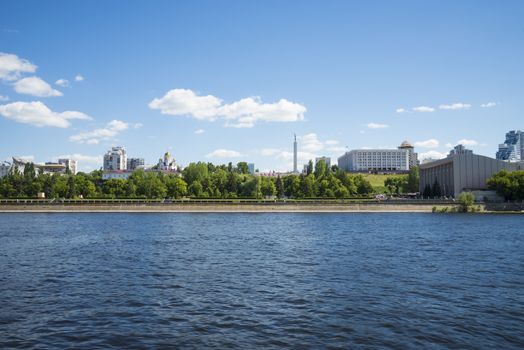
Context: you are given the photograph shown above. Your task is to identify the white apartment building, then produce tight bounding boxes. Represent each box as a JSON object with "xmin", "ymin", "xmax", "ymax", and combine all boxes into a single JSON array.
[
  {"xmin": 58, "ymin": 158, "xmax": 78, "ymax": 174},
  {"xmin": 103, "ymin": 146, "xmax": 127, "ymax": 171},
  {"xmin": 338, "ymin": 141, "xmax": 418, "ymax": 172}
]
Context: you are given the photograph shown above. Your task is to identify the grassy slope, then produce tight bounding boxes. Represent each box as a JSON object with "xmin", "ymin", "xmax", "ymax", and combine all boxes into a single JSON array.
[{"xmin": 361, "ymin": 173, "xmax": 407, "ymax": 193}]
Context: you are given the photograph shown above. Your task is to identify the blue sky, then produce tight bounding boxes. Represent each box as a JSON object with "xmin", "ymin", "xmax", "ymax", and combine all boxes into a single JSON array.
[{"xmin": 1, "ymin": 0, "xmax": 523, "ymax": 172}]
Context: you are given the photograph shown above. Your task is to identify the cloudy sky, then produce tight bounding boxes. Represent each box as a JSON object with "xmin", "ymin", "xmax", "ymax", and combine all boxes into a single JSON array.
[{"xmin": 1, "ymin": 1, "xmax": 523, "ymax": 172}]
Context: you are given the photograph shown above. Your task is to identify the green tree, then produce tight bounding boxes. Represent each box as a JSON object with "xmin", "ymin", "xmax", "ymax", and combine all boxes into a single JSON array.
[
  {"xmin": 236, "ymin": 162, "xmax": 249, "ymax": 174},
  {"xmin": 284, "ymin": 175, "xmax": 301, "ymax": 198},
  {"xmin": 260, "ymin": 177, "xmax": 276, "ymax": 197},
  {"xmin": 166, "ymin": 176, "xmax": 188, "ymax": 198},
  {"xmin": 300, "ymin": 174, "xmax": 317, "ymax": 197},
  {"xmin": 457, "ymin": 191, "xmax": 475, "ymax": 212},
  {"xmin": 275, "ymin": 175, "xmax": 284, "ymax": 198},
  {"xmin": 241, "ymin": 177, "xmax": 260, "ymax": 198},
  {"xmin": 183, "ymin": 162, "xmax": 209, "ymax": 184},
  {"xmin": 306, "ymin": 160, "xmax": 313, "ymax": 175},
  {"xmin": 406, "ymin": 166, "xmax": 420, "ymax": 193},
  {"xmin": 314, "ymin": 160, "xmax": 328, "ymax": 179},
  {"xmin": 189, "ymin": 180, "xmax": 204, "ymax": 197}
]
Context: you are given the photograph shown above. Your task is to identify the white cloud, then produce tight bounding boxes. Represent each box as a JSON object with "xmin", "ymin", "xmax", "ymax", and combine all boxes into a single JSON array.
[
  {"xmin": 457, "ymin": 139, "xmax": 478, "ymax": 146},
  {"xmin": 194, "ymin": 128, "xmax": 205, "ymax": 134},
  {"xmin": 17, "ymin": 155, "xmax": 35, "ymax": 162},
  {"xmin": 75, "ymin": 74, "xmax": 84, "ymax": 82},
  {"xmin": 366, "ymin": 123, "xmax": 389, "ymax": 129},
  {"xmin": 149, "ymin": 88, "xmax": 306, "ymax": 128},
  {"xmin": 326, "ymin": 146, "xmax": 346, "ymax": 153},
  {"xmin": 55, "ymin": 153, "xmax": 102, "ymax": 165},
  {"xmin": 55, "ymin": 79, "xmax": 69, "ymax": 87},
  {"xmin": 0, "ymin": 101, "xmax": 91, "ymax": 128},
  {"xmin": 14, "ymin": 76, "xmax": 63, "ymax": 97},
  {"xmin": 54, "ymin": 154, "xmax": 102, "ymax": 172},
  {"xmin": 0, "ymin": 52, "xmax": 37, "ymax": 81},
  {"xmin": 69, "ymin": 120, "xmax": 129, "ymax": 144},
  {"xmin": 396, "ymin": 108, "xmax": 406, "ymax": 113},
  {"xmin": 414, "ymin": 138, "xmax": 439, "ymax": 148},
  {"xmin": 445, "ymin": 143, "xmax": 453, "ymax": 148},
  {"xmin": 480, "ymin": 102, "xmax": 497, "ymax": 108},
  {"xmin": 412, "ymin": 106, "xmax": 435, "ymax": 112},
  {"xmin": 439, "ymin": 103, "xmax": 471, "ymax": 110},
  {"xmin": 206, "ymin": 149, "xmax": 242, "ymax": 158},
  {"xmin": 301, "ymin": 133, "xmax": 324, "ymax": 152},
  {"xmin": 260, "ymin": 148, "xmax": 281, "ymax": 156},
  {"xmin": 325, "ymin": 140, "xmax": 339, "ymax": 145},
  {"xmin": 0, "ymin": 95, "xmax": 8, "ymax": 102},
  {"xmin": 133, "ymin": 123, "xmax": 143, "ymax": 129},
  {"xmin": 419, "ymin": 150, "xmax": 447, "ymax": 161}
]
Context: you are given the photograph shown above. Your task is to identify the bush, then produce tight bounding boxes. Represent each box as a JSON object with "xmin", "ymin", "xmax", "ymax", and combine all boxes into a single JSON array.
[{"xmin": 458, "ymin": 192, "xmax": 475, "ymax": 212}]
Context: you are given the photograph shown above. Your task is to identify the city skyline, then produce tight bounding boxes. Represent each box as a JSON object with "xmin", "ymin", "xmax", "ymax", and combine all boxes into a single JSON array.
[{"xmin": 1, "ymin": 1, "xmax": 523, "ymax": 172}]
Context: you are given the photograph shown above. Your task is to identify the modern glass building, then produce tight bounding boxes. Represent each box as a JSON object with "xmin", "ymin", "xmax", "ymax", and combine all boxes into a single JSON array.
[{"xmin": 496, "ymin": 130, "xmax": 523, "ymax": 162}]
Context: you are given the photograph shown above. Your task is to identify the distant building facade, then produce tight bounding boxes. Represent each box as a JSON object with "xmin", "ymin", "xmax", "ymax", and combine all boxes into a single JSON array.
[
  {"xmin": 496, "ymin": 130, "xmax": 523, "ymax": 161},
  {"xmin": 104, "ymin": 146, "xmax": 127, "ymax": 171},
  {"xmin": 338, "ymin": 141, "xmax": 418, "ymax": 172},
  {"xmin": 315, "ymin": 157, "xmax": 331, "ymax": 168},
  {"xmin": 420, "ymin": 145, "xmax": 524, "ymax": 198},
  {"xmin": 102, "ymin": 171, "xmax": 133, "ymax": 180},
  {"xmin": 58, "ymin": 158, "xmax": 78, "ymax": 174},
  {"xmin": 248, "ymin": 163, "xmax": 255, "ymax": 175},
  {"xmin": 8, "ymin": 157, "xmax": 70, "ymax": 176},
  {"xmin": 127, "ymin": 158, "xmax": 145, "ymax": 170},
  {"xmin": 0, "ymin": 161, "xmax": 11, "ymax": 178}
]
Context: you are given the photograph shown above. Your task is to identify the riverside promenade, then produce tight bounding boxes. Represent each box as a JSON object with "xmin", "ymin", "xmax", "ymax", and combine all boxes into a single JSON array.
[{"xmin": 0, "ymin": 198, "xmax": 457, "ymax": 213}]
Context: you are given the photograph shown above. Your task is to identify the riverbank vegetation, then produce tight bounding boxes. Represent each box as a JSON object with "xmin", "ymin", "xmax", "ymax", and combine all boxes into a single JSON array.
[
  {"xmin": 487, "ymin": 169, "xmax": 524, "ymax": 201},
  {"xmin": 0, "ymin": 160, "xmax": 381, "ymax": 199}
]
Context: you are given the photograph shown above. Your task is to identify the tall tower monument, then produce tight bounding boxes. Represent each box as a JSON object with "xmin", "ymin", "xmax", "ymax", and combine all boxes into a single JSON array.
[{"xmin": 293, "ymin": 134, "xmax": 298, "ymax": 173}]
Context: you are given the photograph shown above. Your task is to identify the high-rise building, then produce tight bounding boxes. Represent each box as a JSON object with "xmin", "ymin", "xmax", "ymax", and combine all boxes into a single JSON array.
[
  {"xmin": 293, "ymin": 134, "xmax": 298, "ymax": 173},
  {"xmin": 496, "ymin": 130, "xmax": 523, "ymax": 161},
  {"xmin": 248, "ymin": 163, "xmax": 255, "ymax": 175},
  {"xmin": 58, "ymin": 158, "xmax": 78, "ymax": 174},
  {"xmin": 127, "ymin": 158, "xmax": 145, "ymax": 170},
  {"xmin": 337, "ymin": 141, "xmax": 418, "ymax": 172},
  {"xmin": 103, "ymin": 146, "xmax": 127, "ymax": 171}
]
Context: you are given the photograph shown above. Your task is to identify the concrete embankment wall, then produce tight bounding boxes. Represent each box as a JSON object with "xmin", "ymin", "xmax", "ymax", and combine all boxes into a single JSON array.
[
  {"xmin": 485, "ymin": 202, "xmax": 524, "ymax": 212},
  {"xmin": 0, "ymin": 203, "xmax": 455, "ymax": 213}
]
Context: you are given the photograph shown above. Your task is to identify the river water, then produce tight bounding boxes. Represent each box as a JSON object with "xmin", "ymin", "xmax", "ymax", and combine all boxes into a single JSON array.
[{"xmin": 1, "ymin": 213, "xmax": 523, "ymax": 349}]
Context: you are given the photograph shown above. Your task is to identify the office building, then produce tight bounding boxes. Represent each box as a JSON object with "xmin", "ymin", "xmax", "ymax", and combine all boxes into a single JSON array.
[
  {"xmin": 103, "ymin": 146, "xmax": 127, "ymax": 171},
  {"xmin": 248, "ymin": 163, "xmax": 255, "ymax": 175},
  {"xmin": 127, "ymin": 158, "xmax": 145, "ymax": 170},
  {"xmin": 496, "ymin": 130, "xmax": 523, "ymax": 161},
  {"xmin": 420, "ymin": 145, "xmax": 524, "ymax": 197},
  {"xmin": 338, "ymin": 141, "xmax": 418, "ymax": 172}
]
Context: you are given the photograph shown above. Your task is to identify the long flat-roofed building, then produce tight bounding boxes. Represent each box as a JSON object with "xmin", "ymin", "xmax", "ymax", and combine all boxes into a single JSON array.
[
  {"xmin": 420, "ymin": 145, "xmax": 524, "ymax": 197},
  {"xmin": 338, "ymin": 141, "xmax": 418, "ymax": 172}
]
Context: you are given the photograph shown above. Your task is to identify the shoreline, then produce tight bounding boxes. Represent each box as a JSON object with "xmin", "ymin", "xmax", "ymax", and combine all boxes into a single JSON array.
[{"xmin": 0, "ymin": 203, "xmax": 457, "ymax": 213}]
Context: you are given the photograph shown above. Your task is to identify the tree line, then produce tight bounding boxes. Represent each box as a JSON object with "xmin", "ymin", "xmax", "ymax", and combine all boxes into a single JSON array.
[
  {"xmin": 487, "ymin": 169, "xmax": 524, "ymax": 201},
  {"xmin": 0, "ymin": 160, "xmax": 381, "ymax": 199}
]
